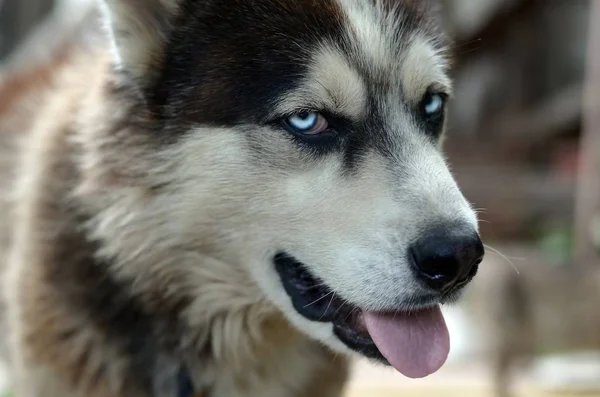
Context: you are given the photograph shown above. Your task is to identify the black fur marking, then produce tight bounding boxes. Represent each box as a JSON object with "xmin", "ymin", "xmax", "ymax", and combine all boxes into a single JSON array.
[
  {"xmin": 151, "ymin": 0, "xmax": 348, "ymax": 126},
  {"xmin": 341, "ymin": 106, "xmax": 399, "ymax": 172}
]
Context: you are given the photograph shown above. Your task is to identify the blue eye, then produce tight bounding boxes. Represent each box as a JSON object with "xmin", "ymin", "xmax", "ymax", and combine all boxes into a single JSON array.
[
  {"xmin": 285, "ymin": 112, "xmax": 328, "ymax": 135},
  {"xmin": 422, "ymin": 92, "xmax": 445, "ymax": 118}
]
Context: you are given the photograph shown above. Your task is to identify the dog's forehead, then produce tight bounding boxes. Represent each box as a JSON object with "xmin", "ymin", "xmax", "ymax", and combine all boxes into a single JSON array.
[
  {"xmin": 262, "ymin": 0, "xmax": 450, "ymax": 114},
  {"xmin": 331, "ymin": 0, "xmax": 451, "ymax": 103},
  {"xmin": 157, "ymin": 0, "xmax": 448, "ymax": 126},
  {"xmin": 177, "ymin": 0, "xmax": 442, "ymax": 68}
]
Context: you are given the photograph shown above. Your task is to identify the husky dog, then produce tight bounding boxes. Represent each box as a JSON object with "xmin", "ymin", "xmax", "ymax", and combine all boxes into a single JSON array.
[{"xmin": 0, "ymin": 1, "xmax": 483, "ymax": 396}]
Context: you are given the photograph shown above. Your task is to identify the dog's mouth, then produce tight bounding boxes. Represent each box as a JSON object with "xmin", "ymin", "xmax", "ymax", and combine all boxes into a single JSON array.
[{"xmin": 274, "ymin": 253, "xmax": 450, "ymax": 379}]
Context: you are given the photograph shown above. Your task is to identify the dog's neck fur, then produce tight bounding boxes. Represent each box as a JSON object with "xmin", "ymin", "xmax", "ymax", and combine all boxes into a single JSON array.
[{"xmin": 5, "ymin": 48, "xmax": 348, "ymax": 397}]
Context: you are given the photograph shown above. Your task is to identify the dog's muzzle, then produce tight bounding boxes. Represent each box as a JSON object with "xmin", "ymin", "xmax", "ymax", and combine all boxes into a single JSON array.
[{"xmin": 273, "ymin": 225, "xmax": 484, "ymax": 379}]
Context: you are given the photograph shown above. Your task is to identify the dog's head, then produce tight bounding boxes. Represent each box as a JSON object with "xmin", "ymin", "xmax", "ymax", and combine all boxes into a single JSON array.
[{"xmin": 97, "ymin": 0, "xmax": 483, "ymax": 378}]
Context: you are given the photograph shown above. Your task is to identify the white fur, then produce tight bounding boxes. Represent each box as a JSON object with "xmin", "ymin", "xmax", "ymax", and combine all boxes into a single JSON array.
[{"xmin": 400, "ymin": 36, "xmax": 452, "ymax": 103}]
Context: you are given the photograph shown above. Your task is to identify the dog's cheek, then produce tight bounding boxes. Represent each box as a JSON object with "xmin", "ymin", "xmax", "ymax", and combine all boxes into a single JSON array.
[
  {"xmin": 159, "ymin": 129, "xmax": 315, "ymax": 249},
  {"xmin": 274, "ymin": 162, "xmax": 398, "ymax": 255}
]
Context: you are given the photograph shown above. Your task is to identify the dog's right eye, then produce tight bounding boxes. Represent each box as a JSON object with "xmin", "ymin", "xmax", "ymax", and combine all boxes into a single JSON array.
[{"xmin": 284, "ymin": 112, "xmax": 329, "ymax": 135}]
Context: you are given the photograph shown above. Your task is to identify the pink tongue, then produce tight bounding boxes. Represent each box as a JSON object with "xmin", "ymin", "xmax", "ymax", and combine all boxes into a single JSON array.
[{"xmin": 363, "ymin": 305, "xmax": 450, "ymax": 379}]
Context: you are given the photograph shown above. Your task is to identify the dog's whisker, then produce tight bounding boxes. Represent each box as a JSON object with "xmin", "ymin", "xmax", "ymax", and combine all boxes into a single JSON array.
[
  {"xmin": 305, "ymin": 282, "xmax": 328, "ymax": 291},
  {"xmin": 302, "ymin": 290, "xmax": 334, "ymax": 309},
  {"xmin": 343, "ymin": 307, "xmax": 359, "ymax": 323},
  {"xmin": 484, "ymin": 244, "xmax": 522, "ymax": 275},
  {"xmin": 318, "ymin": 292, "xmax": 337, "ymax": 322},
  {"xmin": 457, "ymin": 46, "xmax": 483, "ymax": 56},
  {"xmin": 452, "ymin": 37, "xmax": 483, "ymax": 50},
  {"xmin": 333, "ymin": 301, "xmax": 347, "ymax": 317}
]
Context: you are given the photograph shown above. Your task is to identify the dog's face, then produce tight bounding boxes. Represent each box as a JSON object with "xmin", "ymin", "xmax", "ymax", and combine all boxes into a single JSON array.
[{"xmin": 101, "ymin": 0, "xmax": 483, "ymax": 379}]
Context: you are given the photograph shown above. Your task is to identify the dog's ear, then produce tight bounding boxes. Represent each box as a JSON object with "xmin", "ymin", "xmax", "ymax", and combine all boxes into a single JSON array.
[{"xmin": 100, "ymin": 0, "xmax": 181, "ymax": 84}]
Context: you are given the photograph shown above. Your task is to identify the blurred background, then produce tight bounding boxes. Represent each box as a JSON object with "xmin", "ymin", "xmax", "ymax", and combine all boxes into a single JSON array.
[{"xmin": 1, "ymin": 0, "xmax": 599, "ymax": 396}]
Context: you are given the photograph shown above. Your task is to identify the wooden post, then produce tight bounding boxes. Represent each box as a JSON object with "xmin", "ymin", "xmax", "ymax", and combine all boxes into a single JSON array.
[{"xmin": 574, "ymin": 0, "xmax": 600, "ymax": 267}]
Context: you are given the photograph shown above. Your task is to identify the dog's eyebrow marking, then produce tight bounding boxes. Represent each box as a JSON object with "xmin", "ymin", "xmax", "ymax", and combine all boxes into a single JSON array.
[
  {"xmin": 339, "ymin": 0, "xmax": 451, "ymax": 103},
  {"xmin": 274, "ymin": 45, "xmax": 367, "ymax": 121},
  {"xmin": 339, "ymin": 0, "xmax": 396, "ymax": 69},
  {"xmin": 400, "ymin": 36, "xmax": 452, "ymax": 103}
]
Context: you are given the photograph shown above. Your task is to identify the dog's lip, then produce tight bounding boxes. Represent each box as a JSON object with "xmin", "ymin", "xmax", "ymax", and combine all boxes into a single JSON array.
[
  {"xmin": 334, "ymin": 308, "xmax": 370, "ymax": 340},
  {"xmin": 273, "ymin": 252, "xmax": 443, "ymax": 365},
  {"xmin": 273, "ymin": 252, "xmax": 383, "ymax": 358},
  {"xmin": 273, "ymin": 252, "xmax": 441, "ymax": 319},
  {"xmin": 352, "ymin": 311, "xmax": 369, "ymax": 336}
]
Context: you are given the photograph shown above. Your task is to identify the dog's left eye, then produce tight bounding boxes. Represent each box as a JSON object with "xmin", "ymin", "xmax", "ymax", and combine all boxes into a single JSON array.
[
  {"xmin": 420, "ymin": 90, "xmax": 447, "ymax": 137},
  {"xmin": 422, "ymin": 92, "xmax": 445, "ymax": 119},
  {"xmin": 285, "ymin": 112, "xmax": 329, "ymax": 135}
]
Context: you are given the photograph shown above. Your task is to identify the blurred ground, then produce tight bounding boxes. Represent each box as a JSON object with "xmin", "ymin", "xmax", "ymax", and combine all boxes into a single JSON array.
[
  {"xmin": 0, "ymin": 359, "xmax": 598, "ymax": 397},
  {"xmin": 346, "ymin": 360, "xmax": 600, "ymax": 397}
]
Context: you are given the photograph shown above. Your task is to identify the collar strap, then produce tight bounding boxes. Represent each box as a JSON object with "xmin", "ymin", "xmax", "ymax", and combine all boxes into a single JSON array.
[{"xmin": 177, "ymin": 367, "xmax": 196, "ymax": 397}]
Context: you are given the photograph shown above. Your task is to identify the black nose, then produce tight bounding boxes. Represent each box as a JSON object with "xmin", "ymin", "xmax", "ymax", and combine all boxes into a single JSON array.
[{"xmin": 409, "ymin": 226, "xmax": 484, "ymax": 292}]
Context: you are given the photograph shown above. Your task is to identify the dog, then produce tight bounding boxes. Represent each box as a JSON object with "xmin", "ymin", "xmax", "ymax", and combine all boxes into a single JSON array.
[
  {"xmin": 467, "ymin": 244, "xmax": 600, "ymax": 397},
  {"xmin": 0, "ymin": 1, "xmax": 484, "ymax": 396}
]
